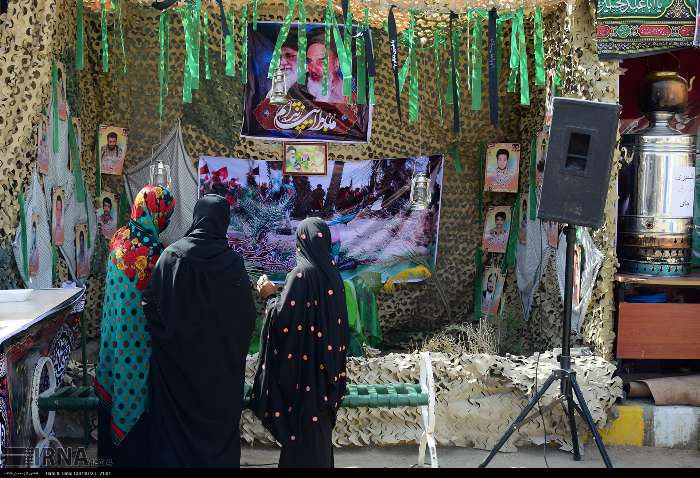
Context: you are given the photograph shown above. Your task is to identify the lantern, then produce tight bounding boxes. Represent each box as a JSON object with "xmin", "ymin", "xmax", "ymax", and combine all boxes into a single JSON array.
[
  {"xmin": 269, "ymin": 66, "xmax": 289, "ymax": 105},
  {"xmin": 410, "ymin": 172, "xmax": 431, "ymax": 211},
  {"xmin": 150, "ymin": 159, "xmax": 172, "ymax": 189}
]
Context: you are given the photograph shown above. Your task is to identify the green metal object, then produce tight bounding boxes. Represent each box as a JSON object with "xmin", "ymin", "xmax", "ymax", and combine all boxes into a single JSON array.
[
  {"xmin": 37, "ymin": 386, "xmax": 99, "ymax": 411},
  {"xmin": 242, "ymin": 383, "xmax": 428, "ymax": 408}
]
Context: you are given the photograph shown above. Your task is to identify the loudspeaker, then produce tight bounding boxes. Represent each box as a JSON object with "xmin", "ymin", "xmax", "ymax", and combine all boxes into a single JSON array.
[{"xmin": 538, "ymin": 97, "xmax": 621, "ymax": 229}]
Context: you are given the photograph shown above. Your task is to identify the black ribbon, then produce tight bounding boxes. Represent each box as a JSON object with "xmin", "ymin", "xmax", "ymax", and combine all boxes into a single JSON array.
[
  {"xmin": 488, "ymin": 8, "xmax": 498, "ymax": 128},
  {"xmin": 387, "ymin": 5, "xmax": 402, "ymax": 121},
  {"xmin": 449, "ymin": 11, "xmax": 459, "ymax": 133},
  {"xmin": 151, "ymin": 0, "xmax": 178, "ymax": 11},
  {"xmin": 215, "ymin": 0, "xmax": 230, "ymax": 37},
  {"xmin": 342, "ymin": 0, "xmax": 349, "ymax": 20},
  {"xmin": 364, "ymin": 26, "xmax": 376, "ymax": 79}
]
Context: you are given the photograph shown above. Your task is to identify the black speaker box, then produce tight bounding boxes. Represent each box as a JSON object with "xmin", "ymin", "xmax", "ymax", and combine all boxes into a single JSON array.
[{"xmin": 538, "ymin": 97, "xmax": 621, "ymax": 229}]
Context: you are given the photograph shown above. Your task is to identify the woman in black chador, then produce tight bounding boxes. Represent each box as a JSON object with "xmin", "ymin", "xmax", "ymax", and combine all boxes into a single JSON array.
[
  {"xmin": 251, "ymin": 217, "xmax": 349, "ymax": 468},
  {"xmin": 143, "ymin": 194, "xmax": 256, "ymax": 467}
]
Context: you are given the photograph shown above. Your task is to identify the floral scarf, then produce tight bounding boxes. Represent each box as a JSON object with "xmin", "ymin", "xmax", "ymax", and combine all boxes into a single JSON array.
[{"xmin": 95, "ymin": 185, "xmax": 175, "ymax": 444}]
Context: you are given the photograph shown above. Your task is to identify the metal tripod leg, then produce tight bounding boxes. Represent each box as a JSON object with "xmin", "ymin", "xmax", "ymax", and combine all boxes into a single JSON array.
[
  {"xmin": 570, "ymin": 375, "xmax": 613, "ymax": 469},
  {"xmin": 478, "ymin": 373, "xmax": 558, "ymax": 468},
  {"xmin": 564, "ymin": 375, "xmax": 582, "ymax": 461}
]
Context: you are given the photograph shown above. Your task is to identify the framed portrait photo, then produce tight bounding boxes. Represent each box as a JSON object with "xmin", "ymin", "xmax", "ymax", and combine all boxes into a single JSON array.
[
  {"xmin": 51, "ymin": 187, "xmax": 65, "ymax": 246},
  {"xmin": 29, "ymin": 213, "xmax": 40, "ymax": 277},
  {"xmin": 482, "ymin": 205, "xmax": 512, "ymax": 254},
  {"xmin": 481, "ymin": 267, "xmax": 505, "ymax": 318},
  {"xmin": 282, "ymin": 143, "xmax": 327, "ymax": 176},
  {"xmin": 37, "ymin": 116, "xmax": 49, "ymax": 175},
  {"xmin": 96, "ymin": 191, "xmax": 118, "ymax": 241},
  {"xmin": 484, "ymin": 143, "xmax": 520, "ymax": 193},
  {"xmin": 75, "ymin": 223, "xmax": 89, "ymax": 279},
  {"xmin": 98, "ymin": 124, "xmax": 128, "ymax": 176}
]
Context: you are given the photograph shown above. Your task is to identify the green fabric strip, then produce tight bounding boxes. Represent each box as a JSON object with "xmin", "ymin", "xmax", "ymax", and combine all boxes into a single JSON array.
[
  {"xmin": 51, "ymin": 60, "xmax": 59, "ymax": 154},
  {"xmin": 398, "ymin": 11, "xmax": 416, "ymax": 95},
  {"xmin": 18, "ymin": 186, "xmax": 29, "ymax": 281},
  {"xmin": 450, "ymin": 142, "xmax": 463, "ymax": 173},
  {"xmin": 353, "ymin": 277, "xmax": 382, "ymax": 347},
  {"xmin": 297, "ymin": 0, "xmax": 307, "ymax": 85},
  {"xmin": 356, "ymin": 35, "xmax": 366, "ymax": 104},
  {"xmin": 517, "ymin": 8, "xmax": 530, "ymax": 105},
  {"xmin": 553, "ymin": 59, "xmax": 562, "ymax": 96},
  {"xmin": 225, "ymin": 9, "xmax": 236, "ymax": 77},
  {"xmin": 165, "ymin": 11, "xmax": 170, "ymax": 96},
  {"xmin": 505, "ymin": 193, "xmax": 520, "ymax": 268},
  {"xmin": 191, "ymin": 0, "xmax": 202, "ymax": 91},
  {"xmin": 203, "ymin": 8, "xmax": 211, "ymax": 81},
  {"xmin": 466, "ymin": 10, "xmax": 473, "ymax": 93},
  {"xmin": 368, "ymin": 76, "xmax": 375, "ymax": 105},
  {"xmin": 322, "ymin": 1, "xmax": 331, "ymax": 96},
  {"xmin": 408, "ymin": 30, "xmax": 418, "ymax": 122},
  {"xmin": 534, "ymin": 7, "xmax": 545, "ymax": 87},
  {"xmin": 180, "ymin": 8, "xmax": 193, "ymax": 103},
  {"xmin": 100, "ymin": 0, "xmax": 109, "ymax": 72},
  {"xmin": 343, "ymin": 8, "xmax": 353, "ymax": 100},
  {"xmin": 471, "ymin": 15, "xmax": 483, "ymax": 111},
  {"xmin": 68, "ymin": 115, "xmax": 85, "ymax": 203},
  {"xmin": 159, "ymin": 13, "xmax": 166, "ymax": 123},
  {"xmin": 76, "ymin": 0, "xmax": 85, "ymax": 70},
  {"xmin": 252, "ymin": 0, "xmax": 259, "ymax": 30},
  {"xmin": 507, "ymin": 14, "xmax": 518, "ymax": 93},
  {"xmin": 433, "ymin": 29, "xmax": 444, "ymax": 122},
  {"xmin": 364, "ymin": 7, "xmax": 375, "ymax": 106},
  {"xmin": 329, "ymin": 6, "xmax": 353, "ymax": 98},
  {"xmin": 267, "ymin": 0, "xmax": 297, "ymax": 79},
  {"xmin": 95, "ymin": 125, "xmax": 101, "ymax": 197},
  {"xmin": 473, "ymin": 248, "xmax": 483, "ymax": 320},
  {"xmin": 117, "ymin": 0, "xmax": 126, "ymax": 74},
  {"xmin": 529, "ymin": 136, "xmax": 538, "ymax": 220},
  {"xmin": 241, "ymin": 5, "xmax": 248, "ymax": 84}
]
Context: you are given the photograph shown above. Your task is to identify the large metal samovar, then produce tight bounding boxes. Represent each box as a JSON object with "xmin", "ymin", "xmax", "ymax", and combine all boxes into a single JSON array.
[{"xmin": 619, "ymin": 72, "xmax": 696, "ymax": 276}]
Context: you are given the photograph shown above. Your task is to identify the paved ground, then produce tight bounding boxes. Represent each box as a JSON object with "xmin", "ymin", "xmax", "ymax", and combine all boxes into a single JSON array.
[{"xmin": 241, "ymin": 444, "xmax": 700, "ymax": 468}]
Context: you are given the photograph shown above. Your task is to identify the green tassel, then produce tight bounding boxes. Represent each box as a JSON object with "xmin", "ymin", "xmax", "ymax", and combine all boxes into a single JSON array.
[
  {"xmin": 225, "ymin": 9, "xmax": 236, "ymax": 77},
  {"xmin": 517, "ymin": 8, "xmax": 530, "ymax": 105},
  {"xmin": 76, "ymin": 0, "xmax": 85, "ymax": 70},
  {"xmin": 51, "ymin": 60, "xmax": 59, "ymax": 154},
  {"xmin": 356, "ymin": 35, "xmax": 366, "ymax": 104},
  {"xmin": 343, "ymin": 6, "xmax": 353, "ymax": 100},
  {"xmin": 471, "ymin": 14, "xmax": 483, "ymax": 111},
  {"xmin": 68, "ymin": 115, "xmax": 86, "ymax": 203},
  {"xmin": 408, "ymin": 36, "xmax": 418, "ymax": 122},
  {"xmin": 433, "ymin": 29, "xmax": 444, "ymax": 122},
  {"xmin": 450, "ymin": 143, "xmax": 463, "ymax": 173},
  {"xmin": 19, "ymin": 186, "xmax": 29, "ymax": 282},
  {"xmin": 534, "ymin": 7, "xmax": 545, "ymax": 87},
  {"xmin": 297, "ymin": 0, "xmax": 307, "ymax": 85},
  {"xmin": 191, "ymin": 0, "xmax": 202, "ymax": 91},
  {"xmin": 267, "ymin": 0, "xmax": 297, "ymax": 79},
  {"xmin": 100, "ymin": 0, "xmax": 109, "ymax": 72},
  {"xmin": 180, "ymin": 7, "xmax": 194, "ymax": 103},
  {"xmin": 252, "ymin": 0, "xmax": 259, "ymax": 30},
  {"xmin": 241, "ymin": 4, "xmax": 249, "ymax": 84},
  {"xmin": 505, "ymin": 193, "xmax": 521, "ymax": 269},
  {"xmin": 203, "ymin": 8, "xmax": 211, "ymax": 80},
  {"xmin": 507, "ymin": 14, "xmax": 518, "ymax": 93},
  {"xmin": 329, "ymin": 4, "xmax": 354, "ymax": 99}
]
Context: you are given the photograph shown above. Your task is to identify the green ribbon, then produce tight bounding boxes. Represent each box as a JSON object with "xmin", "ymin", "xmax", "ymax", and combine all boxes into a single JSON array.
[
  {"xmin": 329, "ymin": 5, "xmax": 354, "ymax": 98},
  {"xmin": 241, "ymin": 5, "xmax": 248, "ymax": 84},
  {"xmin": 398, "ymin": 11, "xmax": 416, "ymax": 95},
  {"xmin": 507, "ymin": 13, "xmax": 519, "ymax": 94},
  {"xmin": 297, "ymin": 0, "xmax": 307, "ymax": 85},
  {"xmin": 203, "ymin": 8, "xmax": 211, "ymax": 81},
  {"xmin": 408, "ymin": 28, "xmax": 418, "ymax": 122},
  {"xmin": 180, "ymin": 7, "xmax": 194, "ymax": 103},
  {"xmin": 529, "ymin": 136, "xmax": 537, "ymax": 220},
  {"xmin": 356, "ymin": 35, "xmax": 366, "ymax": 104},
  {"xmin": 19, "ymin": 186, "xmax": 29, "ymax": 282},
  {"xmin": 322, "ymin": 1, "xmax": 331, "ymax": 96},
  {"xmin": 252, "ymin": 0, "xmax": 259, "ymax": 30},
  {"xmin": 51, "ymin": 60, "xmax": 59, "ymax": 154},
  {"xmin": 471, "ymin": 12, "xmax": 484, "ymax": 111},
  {"xmin": 165, "ymin": 10, "xmax": 170, "ymax": 96},
  {"xmin": 504, "ymin": 193, "xmax": 521, "ymax": 269},
  {"xmin": 117, "ymin": 0, "xmax": 127, "ymax": 74},
  {"xmin": 364, "ymin": 7, "xmax": 375, "ymax": 106},
  {"xmin": 76, "ymin": 0, "xmax": 85, "ymax": 71},
  {"xmin": 100, "ymin": 0, "xmax": 108, "ymax": 72},
  {"xmin": 552, "ymin": 59, "xmax": 562, "ymax": 97},
  {"xmin": 159, "ymin": 13, "xmax": 167, "ymax": 122},
  {"xmin": 517, "ymin": 7, "xmax": 530, "ymax": 105},
  {"xmin": 433, "ymin": 29, "xmax": 444, "ymax": 123},
  {"xmin": 473, "ymin": 248, "xmax": 483, "ymax": 320},
  {"xmin": 192, "ymin": 0, "xmax": 202, "ymax": 91},
  {"xmin": 534, "ymin": 7, "xmax": 545, "ymax": 87},
  {"xmin": 68, "ymin": 115, "xmax": 86, "ymax": 203},
  {"xmin": 225, "ymin": 9, "xmax": 236, "ymax": 77},
  {"xmin": 450, "ymin": 143, "xmax": 463, "ymax": 173},
  {"xmin": 343, "ymin": 6, "xmax": 353, "ymax": 101},
  {"xmin": 267, "ymin": 0, "xmax": 297, "ymax": 79},
  {"xmin": 95, "ymin": 125, "xmax": 102, "ymax": 197}
]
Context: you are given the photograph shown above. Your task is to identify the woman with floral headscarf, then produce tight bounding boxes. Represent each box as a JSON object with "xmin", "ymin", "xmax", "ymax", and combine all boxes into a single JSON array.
[{"xmin": 95, "ymin": 185, "xmax": 175, "ymax": 467}]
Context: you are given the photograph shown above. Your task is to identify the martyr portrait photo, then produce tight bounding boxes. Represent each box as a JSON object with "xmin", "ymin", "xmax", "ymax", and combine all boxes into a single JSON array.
[
  {"xmin": 481, "ymin": 267, "xmax": 505, "ymax": 317},
  {"xmin": 483, "ymin": 205, "xmax": 512, "ymax": 254},
  {"xmin": 51, "ymin": 186, "xmax": 65, "ymax": 246},
  {"xmin": 98, "ymin": 124, "xmax": 128, "ymax": 176},
  {"xmin": 484, "ymin": 143, "xmax": 520, "ymax": 193}
]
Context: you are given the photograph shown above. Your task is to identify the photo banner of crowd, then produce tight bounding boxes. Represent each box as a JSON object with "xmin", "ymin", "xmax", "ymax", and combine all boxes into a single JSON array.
[
  {"xmin": 242, "ymin": 21, "xmax": 373, "ymax": 142},
  {"xmin": 198, "ymin": 156, "xmax": 443, "ymax": 284}
]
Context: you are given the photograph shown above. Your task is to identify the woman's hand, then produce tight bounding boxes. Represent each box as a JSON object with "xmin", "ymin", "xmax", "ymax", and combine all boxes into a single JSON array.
[{"xmin": 256, "ymin": 275, "xmax": 277, "ymax": 299}]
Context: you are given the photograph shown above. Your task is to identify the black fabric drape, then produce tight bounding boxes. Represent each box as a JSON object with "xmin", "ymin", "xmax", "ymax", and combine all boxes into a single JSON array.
[
  {"xmin": 144, "ymin": 195, "xmax": 256, "ymax": 467},
  {"xmin": 251, "ymin": 217, "xmax": 349, "ymax": 452}
]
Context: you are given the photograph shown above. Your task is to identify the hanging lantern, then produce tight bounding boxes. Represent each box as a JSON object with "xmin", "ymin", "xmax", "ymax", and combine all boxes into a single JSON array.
[
  {"xmin": 269, "ymin": 66, "xmax": 290, "ymax": 105},
  {"xmin": 410, "ymin": 172, "xmax": 432, "ymax": 211},
  {"xmin": 150, "ymin": 159, "xmax": 172, "ymax": 189}
]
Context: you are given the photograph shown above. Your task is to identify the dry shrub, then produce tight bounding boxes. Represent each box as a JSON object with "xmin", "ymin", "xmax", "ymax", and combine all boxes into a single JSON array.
[{"xmin": 416, "ymin": 320, "xmax": 499, "ymax": 355}]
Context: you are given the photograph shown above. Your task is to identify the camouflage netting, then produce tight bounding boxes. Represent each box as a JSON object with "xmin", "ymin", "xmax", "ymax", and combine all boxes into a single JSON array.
[
  {"xmin": 240, "ymin": 351, "xmax": 623, "ymax": 450},
  {"xmin": 0, "ymin": 0, "xmax": 620, "ymax": 359}
]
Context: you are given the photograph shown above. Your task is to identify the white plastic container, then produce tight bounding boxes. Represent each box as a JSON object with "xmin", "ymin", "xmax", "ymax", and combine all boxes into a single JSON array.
[{"xmin": 0, "ymin": 289, "xmax": 34, "ymax": 303}]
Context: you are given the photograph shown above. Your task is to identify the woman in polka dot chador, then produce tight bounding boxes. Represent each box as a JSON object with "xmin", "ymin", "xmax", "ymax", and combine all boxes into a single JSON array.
[{"xmin": 251, "ymin": 217, "xmax": 350, "ymax": 468}]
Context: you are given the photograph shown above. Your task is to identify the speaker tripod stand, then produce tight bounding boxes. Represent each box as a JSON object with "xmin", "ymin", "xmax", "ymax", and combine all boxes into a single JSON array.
[{"xmin": 479, "ymin": 225, "xmax": 613, "ymax": 468}]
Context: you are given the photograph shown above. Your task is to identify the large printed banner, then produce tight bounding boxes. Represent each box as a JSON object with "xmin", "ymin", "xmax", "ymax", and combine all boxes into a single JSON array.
[
  {"xmin": 241, "ymin": 22, "xmax": 373, "ymax": 143},
  {"xmin": 596, "ymin": 0, "xmax": 696, "ymax": 59},
  {"xmin": 198, "ymin": 156, "xmax": 444, "ymax": 282}
]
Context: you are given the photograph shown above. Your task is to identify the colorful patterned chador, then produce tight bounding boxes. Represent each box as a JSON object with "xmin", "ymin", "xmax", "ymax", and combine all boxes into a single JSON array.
[
  {"xmin": 596, "ymin": 0, "xmax": 697, "ymax": 59},
  {"xmin": 95, "ymin": 185, "xmax": 175, "ymax": 444}
]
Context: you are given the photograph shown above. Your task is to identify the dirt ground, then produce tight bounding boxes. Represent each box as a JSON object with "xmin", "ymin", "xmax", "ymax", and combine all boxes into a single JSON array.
[{"xmin": 240, "ymin": 444, "xmax": 700, "ymax": 468}]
